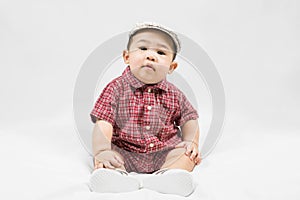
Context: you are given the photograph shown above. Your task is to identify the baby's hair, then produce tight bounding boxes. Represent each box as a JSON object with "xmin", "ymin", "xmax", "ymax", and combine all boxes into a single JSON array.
[{"xmin": 126, "ymin": 29, "xmax": 178, "ymax": 61}]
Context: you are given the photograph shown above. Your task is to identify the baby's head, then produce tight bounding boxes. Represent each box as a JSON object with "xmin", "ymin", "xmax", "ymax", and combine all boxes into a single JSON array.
[{"xmin": 123, "ymin": 22, "xmax": 181, "ymax": 84}]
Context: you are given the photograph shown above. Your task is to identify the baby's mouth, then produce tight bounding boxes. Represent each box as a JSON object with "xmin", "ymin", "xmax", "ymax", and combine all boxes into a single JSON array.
[{"xmin": 142, "ymin": 64, "xmax": 155, "ymax": 71}]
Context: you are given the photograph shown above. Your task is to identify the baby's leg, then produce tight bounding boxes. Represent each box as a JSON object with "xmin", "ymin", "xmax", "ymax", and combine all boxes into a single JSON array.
[
  {"xmin": 142, "ymin": 148, "xmax": 196, "ymax": 196},
  {"xmin": 161, "ymin": 148, "xmax": 195, "ymax": 172}
]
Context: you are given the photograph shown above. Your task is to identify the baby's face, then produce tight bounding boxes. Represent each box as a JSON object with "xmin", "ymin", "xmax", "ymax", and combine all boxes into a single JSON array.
[{"xmin": 123, "ymin": 29, "xmax": 178, "ymax": 84}]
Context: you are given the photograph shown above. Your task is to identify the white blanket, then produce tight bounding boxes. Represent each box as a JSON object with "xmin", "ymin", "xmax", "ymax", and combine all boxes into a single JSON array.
[{"xmin": 1, "ymin": 113, "xmax": 299, "ymax": 200}]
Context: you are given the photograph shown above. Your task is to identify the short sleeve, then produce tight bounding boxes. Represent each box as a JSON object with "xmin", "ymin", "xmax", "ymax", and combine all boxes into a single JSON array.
[
  {"xmin": 174, "ymin": 92, "xmax": 199, "ymax": 126},
  {"xmin": 90, "ymin": 82, "xmax": 119, "ymax": 125}
]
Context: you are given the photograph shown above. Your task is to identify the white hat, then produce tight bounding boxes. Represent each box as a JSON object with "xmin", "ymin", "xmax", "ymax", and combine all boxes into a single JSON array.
[{"xmin": 129, "ymin": 22, "xmax": 181, "ymax": 53}]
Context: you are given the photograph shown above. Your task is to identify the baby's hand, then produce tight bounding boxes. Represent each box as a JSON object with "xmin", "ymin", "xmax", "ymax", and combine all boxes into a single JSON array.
[
  {"xmin": 94, "ymin": 150, "xmax": 124, "ymax": 170},
  {"xmin": 175, "ymin": 141, "xmax": 202, "ymax": 165}
]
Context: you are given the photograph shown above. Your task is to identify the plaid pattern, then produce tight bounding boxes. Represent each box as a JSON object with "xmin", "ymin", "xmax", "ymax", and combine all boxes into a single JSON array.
[
  {"xmin": 112, "ymin": 145, "xmax": 171, "ymax": 173},
  {"xmin": 91, "ymin": 66, "xmax": 198, "ymax": 172}
]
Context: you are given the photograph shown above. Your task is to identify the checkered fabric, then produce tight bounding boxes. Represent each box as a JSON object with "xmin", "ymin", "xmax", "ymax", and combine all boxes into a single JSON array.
[{"xmin": 91, "ymin": 66, "xmax": 198, "ymax": 172}]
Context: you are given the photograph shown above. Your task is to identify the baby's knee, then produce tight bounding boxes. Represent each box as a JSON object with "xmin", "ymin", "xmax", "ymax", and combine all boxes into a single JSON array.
[{"xmin": 163, "ymin": 148, "xmax": 196, "ymax": 172}]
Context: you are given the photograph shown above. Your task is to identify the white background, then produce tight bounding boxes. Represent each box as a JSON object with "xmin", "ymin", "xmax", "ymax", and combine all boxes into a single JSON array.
[{"xmin": 0, "ymin": 0, "xmax": 299, "ymax": 200}]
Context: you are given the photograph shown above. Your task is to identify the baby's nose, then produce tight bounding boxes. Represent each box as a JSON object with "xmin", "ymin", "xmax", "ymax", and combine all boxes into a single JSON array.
[{"xmin": 146, "ymin": 54, "xmax": 156, "ymax": 62}]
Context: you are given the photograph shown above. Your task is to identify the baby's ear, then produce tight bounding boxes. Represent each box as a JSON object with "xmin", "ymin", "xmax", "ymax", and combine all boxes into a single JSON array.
[
  {"xmin": 123, "ymin": 50, "xmax": 130, "ymax": 64},
  {"xmin": 168, "ymin": 62, "xmax": 178, "ymax": 74}
]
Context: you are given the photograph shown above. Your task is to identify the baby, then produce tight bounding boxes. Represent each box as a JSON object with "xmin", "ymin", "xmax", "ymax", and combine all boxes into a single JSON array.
[{"xmin": 89, "ymin": 22, "xmax": 201, "ymax": 196}]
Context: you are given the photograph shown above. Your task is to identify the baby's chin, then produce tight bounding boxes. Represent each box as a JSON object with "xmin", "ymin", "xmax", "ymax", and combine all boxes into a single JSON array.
[
  {"xmin": 140, "ymin": 79, "xmax": 159, "ymax": 85},
  {"xmin": 135, "ymin": 76, "xmax": 161, "ymax": 85}
]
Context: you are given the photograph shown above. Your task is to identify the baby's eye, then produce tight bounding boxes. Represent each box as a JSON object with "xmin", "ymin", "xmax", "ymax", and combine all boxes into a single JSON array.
[
  {"xmin": 139, "ymin": 47, "xmax": 147, "ymax": 51},
  {"xmin": 157, "ymin": 50, "xmax": 166, "ymax": 55}
]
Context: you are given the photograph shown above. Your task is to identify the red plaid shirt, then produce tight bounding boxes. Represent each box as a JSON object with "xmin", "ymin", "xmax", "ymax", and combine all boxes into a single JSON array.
[{"xmin": 91, "ymin": 66, "xmax": 198, "ymax": 154}]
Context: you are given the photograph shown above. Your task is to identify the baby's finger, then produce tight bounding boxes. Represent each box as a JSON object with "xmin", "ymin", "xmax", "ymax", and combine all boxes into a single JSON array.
[
  {"xmin": 190, "ymin": 147, "xmax": 198, "ymax": 160},
  {"xmin": 94, "ymin": 158, "xmax": 100, "ymax": 165},
  {"xmin": 194, "ymin": 154, "xmax": 202, "ymax": 165},
  {"xmin": 110, "ymin": 157, "xmax": 123, "ymax": 168},
  {"xmin": 103, "ymin": 161, "xmax": 115, "ymax": 169},
  {"xmin": 114, "ymin": 155, "xmax": 125, "ymax": 165},
  {"xmin": 94, "ymin": 159, "xmax": 100, "ymax": 168},
  {"xmin": 185, "ymin": 145, "xmax": 193, "ymax": 155},
  {"xmin": 194, "ymin": 157, "xmax": 201, "ymax": 165},
  {"xmin": 95, "ymin": 162, "xmax": 104, "ymax": 169}
]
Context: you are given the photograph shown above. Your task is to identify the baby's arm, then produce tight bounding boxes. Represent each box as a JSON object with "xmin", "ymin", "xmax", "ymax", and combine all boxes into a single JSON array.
[
  {"xmin": 176, "ymin": 119, "xmax": 201, "ymax": 165},
  {"xmin": 92, "ymin": 120, "xmax": 124, "ymax": 169}
]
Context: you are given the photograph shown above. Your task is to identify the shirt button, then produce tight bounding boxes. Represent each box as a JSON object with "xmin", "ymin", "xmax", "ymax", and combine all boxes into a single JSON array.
[
  {"xmin": 149, "ymin": 143, "xmax": 154, "ymax": 148},
  {"xmin": 148, "ymin": 88, "xmax": 151, "ymax": 93},
  {"xmin": 147, "ymin": 106, "xmax": 152, "ymax": 110},
  {"xmin": 145, "ymin": 126, "xmax": 151, "ymax": 130}
]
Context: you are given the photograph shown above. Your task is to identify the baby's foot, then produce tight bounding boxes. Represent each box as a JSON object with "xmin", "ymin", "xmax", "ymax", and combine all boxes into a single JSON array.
[
  {"xmin": 89, "ymin": 168, "xmax": 140, "ymax": 193},
  {"xmin": 142, "ymin": 169, "xmax": 195, "ymax": 196}
]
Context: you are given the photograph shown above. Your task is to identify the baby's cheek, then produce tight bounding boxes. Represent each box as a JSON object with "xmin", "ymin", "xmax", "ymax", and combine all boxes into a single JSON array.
[{"xmin": 130, "ymin": 54, "xmax": 143, "ymax": 63}]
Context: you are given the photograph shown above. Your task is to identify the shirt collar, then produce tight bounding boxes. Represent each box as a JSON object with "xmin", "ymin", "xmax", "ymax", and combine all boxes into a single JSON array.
[{"xmin": 122, "ymin": 66, "xmax": 168, "ymax": 92}]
